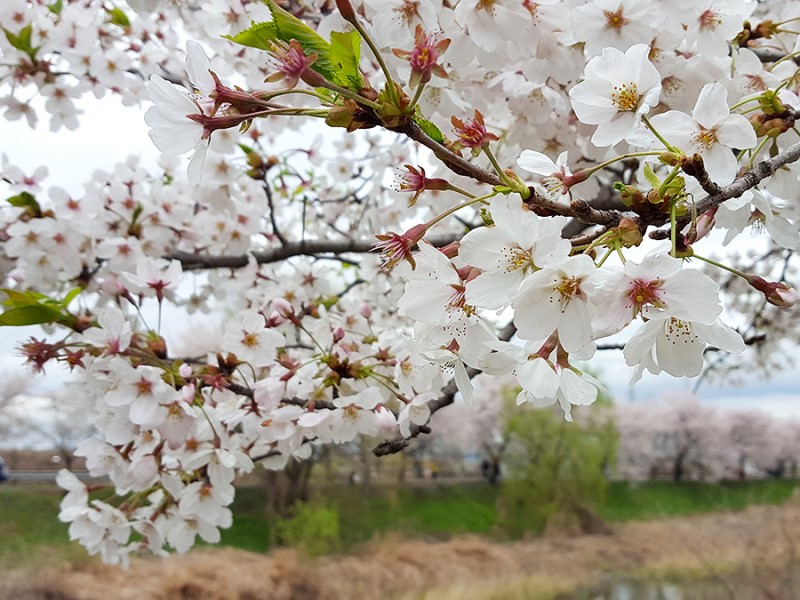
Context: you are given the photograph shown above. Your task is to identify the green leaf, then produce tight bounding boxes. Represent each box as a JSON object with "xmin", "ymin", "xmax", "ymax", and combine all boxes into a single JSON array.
[
  {"xmin": 224, "ymin": 20, "xmax": 279, "ymax": 52},
  {"xmin": 0, "ymin": 305, "xmax": 63, "ymax": 327},
  {"xmin": 414, "ymin": 116, "xmax": 444, "ymax": 144},
  {"xmin": 2, "ymin": 289, "xmax": 49, "ymax": 308},
  {"xmin": 225, "ymin": 1, "xmax": 334, "ymax": 80},
  {"xmin": 61, "ymin": 287, "xmax": 82, "ymax": 308},
  {"xmin": 266, "ymin": 0, "xmax": 331, "ymax": 73},
  {"xmin": 329, "ymin": 30, "xmax": 363, "ymax": 91},
  {"xmin": 47, "ymin": 0, "xmax": 64, "ymax": 15},
  {"xmin": 6, "ymin": 191, "xmax": 41, "ymax": 215},
  {"xmin": 643, "ymin": 163, "xmax": 661, "ymax": 190},
  {"xmin": 107, "ymin": 5, "xmax": 130, "ymax": 28},
  {"xmin": 4, "ymin": 25, "xmax": 37, "ymax": 58}
]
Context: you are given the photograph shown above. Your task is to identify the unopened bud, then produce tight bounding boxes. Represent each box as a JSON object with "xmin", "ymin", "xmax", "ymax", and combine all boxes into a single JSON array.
[
  {"xmin": 659, "ymin": 152, "xmax": 682, "ymax": 166},
  {"xmin": 272, "ymin": 299, "xmax": 302, "ymax": 325},
  {"xmin": 335, "ymin": 0, "xmax": 358, "ymax": 24},
  {"xmin": 437, "ymin": 240, "xmax": 460, "ymax": 259},
  {"xmin": 333, "ymin": 326, "xmax": 346, "ymax": 343},
  {"xmin": 758, "ymin": 89, "xmax": 786, "ymax": 117},
  {"xmin": 744, "ymin": 275, "xmax": 799, "ymax": 308},
  {"xmin": 614, "ymin": 182, "xmax": 644, "ymax": 208},
  {"xmin": 617, "ymin": 218, "xmax": 643, "ymax": 247}
]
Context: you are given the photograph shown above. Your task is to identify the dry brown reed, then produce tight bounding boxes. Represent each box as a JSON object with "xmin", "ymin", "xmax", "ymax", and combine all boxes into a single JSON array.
[{"xmin": 3, "ymin": 501, "xmax": 800, "ymax": 600}]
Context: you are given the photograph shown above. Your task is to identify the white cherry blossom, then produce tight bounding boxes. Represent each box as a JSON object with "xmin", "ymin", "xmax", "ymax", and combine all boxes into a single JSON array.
[
  {"xmin": 643, "ymin": 83, "xmax": 757, "ymax": 184},
  {"xmin": 625, "ymin": 316, "xmax": 745, "ymax": 382},
  {"xmin": 461, "ymin": 197, "xmax": 570, "ymax": 310},
  {"xmin": 569, "ymin": 43, "xmax": 662, "ymax": 147}
]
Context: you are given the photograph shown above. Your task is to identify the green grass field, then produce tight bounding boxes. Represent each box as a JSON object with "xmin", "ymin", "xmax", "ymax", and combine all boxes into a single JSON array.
[{"xmin": 2, "ymin": 479, "xmax": 799, "ymax": 567}]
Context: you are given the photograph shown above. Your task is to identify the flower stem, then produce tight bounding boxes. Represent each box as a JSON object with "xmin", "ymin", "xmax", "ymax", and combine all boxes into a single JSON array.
[
  {"xmin": 445, "ymin": 183, "xmax": 476, "ymax": 198},
  {"xmin": 642, "ymin": 115, "xmax": 680, "ymax": 153},
  {"xmin": 425, "ymin": 192, "xmax": 497, "ymax": 229},
  {"xmin": 350, "ymin": 20, "xmax": 401, "ymax": 107},
  {"xmin": 409, "ymin": 82, "xmax": 426, "ymax": 111},
  {"xmin": 584, "ymin": 151, "xmax": 663, "ymax": 178},
  {"xmin": 692, "ymin": 253, "xmax": 749, "ymax": 279},
  {"xmin": 482, "ymin": 146, "xmax": 516, "ymax": 189}
]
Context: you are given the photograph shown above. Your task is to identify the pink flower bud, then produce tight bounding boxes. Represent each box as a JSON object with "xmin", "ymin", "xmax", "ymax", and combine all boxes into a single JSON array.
[
  {"xmin": 744, "ymin": 275, "xmax": 799, "ymax": 308},
  {"xmin": 333, "ymin": 326, "xmax": 346, "ymax": 343},
  {"xmin": 335, "ymin": 0, "xmax": 358, "ymax": 24},
  {"xmin": 359, "ymin": 303, "xmax": 373, "ymax": 319},
  {"xmin": 272, "ymin": 297, "xmax": 295, "ymax": 319}
]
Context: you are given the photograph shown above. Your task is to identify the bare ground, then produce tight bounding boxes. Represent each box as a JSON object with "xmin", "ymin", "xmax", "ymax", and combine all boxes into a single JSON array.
[{"xmin": 3, "ymin": 500, "xmax": 800, "ymax": 600}]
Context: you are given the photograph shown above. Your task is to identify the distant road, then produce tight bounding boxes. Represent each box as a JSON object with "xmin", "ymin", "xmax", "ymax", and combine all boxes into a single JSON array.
[{"xmin": 2, "ymin": 470, "xmax": 95, "ymax": 483}]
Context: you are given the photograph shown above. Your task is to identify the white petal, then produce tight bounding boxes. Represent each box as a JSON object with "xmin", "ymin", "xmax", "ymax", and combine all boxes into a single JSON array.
[
  {"xmin": 517, "ymin": 150, "xmax": 557, "ymax": 176},
  {"xmin": 692, "ymin": 83, "xmax": 730, "ymax": 128}
]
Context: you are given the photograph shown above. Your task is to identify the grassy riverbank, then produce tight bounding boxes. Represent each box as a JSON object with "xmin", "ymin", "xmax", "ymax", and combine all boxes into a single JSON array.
[{"xmin": 2, "ymin": 479, "xmax": 800, "ymax": 567}]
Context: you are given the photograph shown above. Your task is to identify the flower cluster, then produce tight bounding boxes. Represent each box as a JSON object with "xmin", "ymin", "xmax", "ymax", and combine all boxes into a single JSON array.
[{"xmin": 1, "ymin": 0, "xmax": 799, "ymax": 564}]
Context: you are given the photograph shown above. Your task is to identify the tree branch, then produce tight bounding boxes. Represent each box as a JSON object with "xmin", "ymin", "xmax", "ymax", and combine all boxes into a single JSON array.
[
  {"xmin": 168, "ymin": 233, "xmax": 461, "ymax": 269},
  {"xmin": 694, "ymin": 141, "xmax": 800, "ymax": 215},
  {"xmin": 373, "ymin": 321, "xmax": 517, "ymax": 456},
  {"xmin": 401, "ymin": 121, "xmax": 504, "ymax": 187}
]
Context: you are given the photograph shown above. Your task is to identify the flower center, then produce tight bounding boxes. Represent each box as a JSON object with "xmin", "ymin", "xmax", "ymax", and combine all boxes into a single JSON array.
[
  {"xmin": 603, "ymin": 8, "xmax": 627, "ymax": 32},
  {"xmin": 692, "ymin": 128, "xmax": 717, "ymax": 150},
  {"xmin": 501, "ymin": 246, "xmax": 533, "ymax": 272},
  {"xmin": 477, "ymin": 0, "xmax": 497, "ymax": 15},
  {"xmin": 627, "ymin": 279, "xmax": 664, "ymax": 316},
  {"xmin": 698, "ymin": 9, "xmax": 722, "ymax": 31},
  {"xmin": 611, "ymin": 82, "xmax": 640, "ymax": 112},
  {"xmin": 542, "ymin": 175, "xmax": 566, "ymax": 198},
  {"xmin": 396, "ymin": 0, "xmax": 421, "ymax": 23},
  {"xmin": 241, "ymin": 331, "xmax": 260, "ymax": 348},
  {"xmin": 556, "ymin": 274, "xmax": 584, "ymax": 311},
  {"xmin": 135, "ymin": 377, "xmax": 153, "ymax": 397},
  {"xmin": 664, "ymin": 317, "xmax": 699, "ymax": 344}
]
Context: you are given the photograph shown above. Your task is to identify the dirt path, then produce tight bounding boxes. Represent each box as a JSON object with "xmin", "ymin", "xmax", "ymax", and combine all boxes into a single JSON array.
[{"xmin": 4, "ymin": 501, "xmax": 800, "ymax": 600}]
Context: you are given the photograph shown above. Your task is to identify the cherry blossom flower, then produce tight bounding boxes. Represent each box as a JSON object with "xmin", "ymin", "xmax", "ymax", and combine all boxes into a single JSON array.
[
  {"xmin": 373, "ymin": 223, "xmax": 427, "ymax": 269},
  {"xmin": 593, "ymin": 254, "xmax": 723, "ymax": 336},
  {"xmin": 643, "ymin": 83, "xmax": 757, "ymax": 184},
  {"xmin": 394, "ymin": 165, "xmax": 449, "ymax": 206},
  {"xmin": 453, "ymin": 0, "xmax": 532, "ymax": 52},
  {"xmin": 392, "ymin": 25, "xmax": 450, "ymax": 89},
  {"xmin": 515, "ymin": 357, "xmax": 598, "ymax": 422},
  {"xmin": 451, "ymin": 110, "xmax": 499, "ymax": 151},
  {"xmin": 266, "ymin": 40, "xmax": 318, "ymax": 89},
  {"xmin": 121, "ymin": 258, "xmax": 183, "ymax": 302},
  {"xmin": 743, "ymin": 275, "xmax": 799, "ymax": 308},
  {"xmin": 624, "ymin": 315, "xmax": 745, "ymax": 382},
  {"xmin": 513, "ymin": 254, "xmax": 599, "ymax": 356},
  {"xmin": 145, "ymin": 75, "xmax": 209, "ymax": 185},
  {"xmin": 82, "ymin": 307, "xmax": 133, "ymax": 355},
  {"xmin": 715, "ymin": 190, "xmax": 800, "ymax": 250},
  {"xmin": 398, "ymin": 392, "xmax": 436, "ymax": 437},
  {"xmin": 461, "ymin": 197, "xmax": 570, "ymax": 310},
  {"xmin": 569, "ymin": 43, "xmax": 662, "ymax": 147},
  {"xmin": 570, "ymin": 0, "xmax": 661, "ymax": 55},
  {"xmin": 329, "ymin": 388, "xmax": 384, "ymax": 443},
  {"xmin": 516, "ymin": 150, "xmax": 586, "ymax": 200},
  {"xmin": 364, "ymin": 0, "xmax": 440, "ymax": 48},
  {"xmin": 145, "ymin": 42, "xmax": 216, "ymax": 185},
  {"xmin": 221, "ymin": 312, "xmax": 285, "ymax": 368},
  {"xmin": 684, "ymin": 0, "xmax": 756, "ymax": 57}
]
